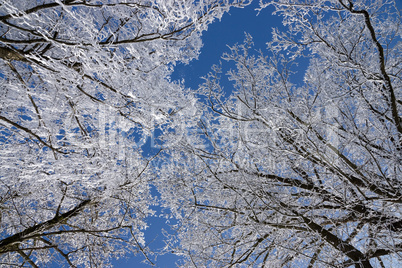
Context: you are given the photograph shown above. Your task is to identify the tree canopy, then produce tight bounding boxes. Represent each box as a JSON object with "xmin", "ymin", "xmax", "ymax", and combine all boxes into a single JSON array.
[
  {"xmin": 156, "ymin": 0, "xmax": 402, "ymax": 267},
  {"xmin": 0, "ymin": 0, "xmax": 401, "ymax": 267},
  {"xmin": 0, "ymin": 0, "xmax": 248, "ymax": 266}
]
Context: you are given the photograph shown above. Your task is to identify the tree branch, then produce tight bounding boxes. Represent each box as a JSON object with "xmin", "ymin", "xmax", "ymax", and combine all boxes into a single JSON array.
[{"xmin": 0, "ymin": 199, "xmax": 90, "ymax": 254}]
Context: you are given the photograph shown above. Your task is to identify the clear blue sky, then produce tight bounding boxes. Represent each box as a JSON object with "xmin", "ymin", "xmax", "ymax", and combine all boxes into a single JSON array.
[
  {"xmin": 172, "ymin": 1, "xmax": 283, "ymax": 90},
  {"xmin": 113, "ymin": 1, "xmax": 284, "ymax": 267}
]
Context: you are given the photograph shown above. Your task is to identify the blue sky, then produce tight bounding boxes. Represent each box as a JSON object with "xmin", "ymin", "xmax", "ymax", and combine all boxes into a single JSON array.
[
  {"xmin": 172, "ymin": 1, "xmax": 283, "ymax": 90},
  {"xmin": 113, "ymin": 2, "xmax": 284, "ymax": 267}
]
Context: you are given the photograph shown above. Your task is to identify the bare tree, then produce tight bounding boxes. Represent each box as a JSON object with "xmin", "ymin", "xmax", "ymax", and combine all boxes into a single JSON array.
[
  {"xmin": 156, "ymin": 0, "xmax": 402, "ymax": 267},
  {"xmin": 0, "ymin": 0, "xmax": 250, "ymax": 266}
]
